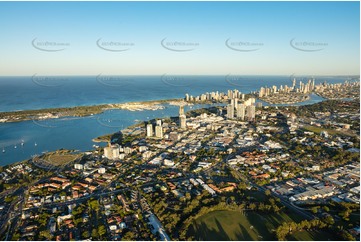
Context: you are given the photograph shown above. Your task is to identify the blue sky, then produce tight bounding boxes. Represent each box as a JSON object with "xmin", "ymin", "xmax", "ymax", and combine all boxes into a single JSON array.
[{"xmin": 0, "ymin": 1, "xmax": 359, "ymax": 76}]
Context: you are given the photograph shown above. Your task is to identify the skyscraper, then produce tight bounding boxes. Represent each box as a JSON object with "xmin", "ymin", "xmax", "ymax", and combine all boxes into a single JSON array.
[
  {"xmin": 146, "ymin": 123, "xmax": 153, "ymax": 137},
  {"xmin": 180, "ymin": 115, "xmax": 186, "ymax": 129},
  {"xmin": 179, "ymin": 105, "xmax": 184, "ymax": 116},
  {"xmin": 156, "ymin": 119, "xmax": 162, "ymax": 126},
  {"xmin": 246, "ymin": 105, "xmax": 256, "ymax": 121},
  {"xmin": 237, "ymin": 103, "xmax": 246, "ymax": 120},
  {"xmin": 155, "ymin": 125, "xmax": 163, "ymax": 138},
  {"xmin": 234, "ymin": 98, "xmax": 238, "ymax": 110},
  {"xmin": 179, "ymin": 105, "xmax": 187, "ymax": 129},
  {"xmin": 227, "ymin": 104, "xmax": 234, "ymax": 119}
]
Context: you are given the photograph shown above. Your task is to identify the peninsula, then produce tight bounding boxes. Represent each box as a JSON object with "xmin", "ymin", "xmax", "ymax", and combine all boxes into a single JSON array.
[{"xmin": 0, "ymin": 99, "xmax": 182, "ymax": 123}]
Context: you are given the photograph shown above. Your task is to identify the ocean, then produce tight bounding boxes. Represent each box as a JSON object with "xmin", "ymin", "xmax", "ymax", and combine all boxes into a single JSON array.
[{"xmin": 0, "ymin": 75, "xmax": 350, "ymax": 165}]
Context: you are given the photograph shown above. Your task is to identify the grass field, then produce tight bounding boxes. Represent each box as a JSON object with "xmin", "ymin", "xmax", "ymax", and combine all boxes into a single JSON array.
[
  {"xmin": 43, "ymin": 151, "xmax": 79, "ymax": 166},
  {"xmin": 188, "ymin": 210, "xmax": 335, "ymax": 241},
  {"xmin": 289, "ymin": 230, "xmax": 334, "ymax": 241},
  {"xmin": 302, "ymin": 125, "xmax": 355, "ymax": 137}
]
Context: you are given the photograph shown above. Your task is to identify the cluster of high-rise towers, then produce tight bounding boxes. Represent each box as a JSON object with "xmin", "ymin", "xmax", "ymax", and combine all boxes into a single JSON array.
[
  {"xmin": 259, "ymin": 78, "xmax": 316, "ymax": 97},
  {"xmin": 146, "ymin": 106, "xmax": 187, "ymax": 139},
  {"xmin": 226, "ymin": 96, "xmax": 257, "ymax": 121},
  {"xmin": 185, "ymin": 89, "xmax": 247, "ymax": 102},
  {"xmin": 184, "ymin": 89, "xmax": 257, "ymax": 121},
  {"xmin": 146, "ymin": 119, "xmax": 164, "ymax": 138}
]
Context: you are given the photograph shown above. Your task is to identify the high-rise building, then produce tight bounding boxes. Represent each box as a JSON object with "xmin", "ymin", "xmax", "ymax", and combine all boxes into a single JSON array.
[
  {"xmin": 259, "ymin": 87, "xmax": 265, "ymax": 97},
  {"xmin": 246, "ymin": 105, "xmax": 256, "ymax": 121},
  {"xmin": 227, "ymin": 90, "xmax": 232, "ymax": 99},
  {"xmin": 180, "ymin": 115, "xmax": 186, "ymax": 129},
  {"xmin": 155, "ymin": 125, "xmax": 163, "ymax": 138},
  {"xmin": 104, "ymin": 144, "xmax": 120, "ymax": 160},
  {"xmin": 227, "ymin": 104, "xmax": 234, "ymax": 119},
  {"xmin": 233, "ymin": 98, "xmax": 238, "ymax": 110},
  {"xmin": 156, "ymin": 119, "xmax": 162, "ymax": 127},
  {"xmin": 244, "ymin": 98, "xmax": 251, "ymax": 106},
  {"xmin": 179, "ymin": 105, "xmax": 184, "ymax": 116},
  {"xmin": 179, "ymin": 105, "xmax": 187, "ymax": 129},
  {"xmin": 272, "ymin": 85, "xmax": 277, "ymax": 93},
  {"xmin": 237, "ymin": 103, "xmax": 246, "ymax": 120},
  {"xmin": 146, "ymin": 123, "xmax": 153, "ymax": 137}
]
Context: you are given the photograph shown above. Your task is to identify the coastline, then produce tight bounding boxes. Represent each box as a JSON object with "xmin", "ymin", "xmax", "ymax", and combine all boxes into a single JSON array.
[
  {"xmin": 0, "ymin": 98, "xmax": 183, "ymax": 124},
  {"xmin": 1, "ymin": 78, "xmax": 359, "ymax": 124}
]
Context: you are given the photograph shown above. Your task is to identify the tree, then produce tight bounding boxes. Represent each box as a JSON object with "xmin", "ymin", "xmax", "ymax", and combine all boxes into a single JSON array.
[
  {"xmin": 249, "ymin": 203, "xmax": 256, "ymax": 210},
  {"xmin": 272, "ymin": 205, "xmax": 281, "ymax": 213},
  {"xmin": 98, "ymin": 225, "xmax": 106, "ymax": 239},
  {"xmin": 311, "ymin": 207, "xmax": 318, "ymax": 214},
  {"xmin": 91, "ymin": 228, "xmax": 99, "ymax": 239},
  {"xmin": 237, "ymin": 182, "xmax": 247, "ymax": 190},
  {"xmin": 12, "ymin": 232, "xmax": 20, "ymax": 241},
  {"xmin": 340, "ymin": 231, "xmax": 355, "ymax": 241},
  {"xmin": 323, "ymin": 215, "xmax": 334, "ymax": 225},
  {"xmin": 4, "ymin": 195, "xmax": 14, "ymax": 203},
  {"xmin": 323, "ymin": 206, "xmax": 330, "ymax": 212},
  {"xmin": 40, "ymin": 230, "xmax": 53, "ymax": 240},
  {"xmin": 82, "ymin": 230, "xmax": 90, "ymax": 239},
  {"xmin": 122, "ymin": 231, "xmax": 135, "ymax": 241},
  {"xmin": 265, "ymin": 189, "xmax": 271, "ymax": 196},
  {"xmin": 259, "ymin": 202, "xmax": 266, "ymax": 211},
  {"xmin": 275, "ymin": 224, "xmax": 289, "ymax": 241}
]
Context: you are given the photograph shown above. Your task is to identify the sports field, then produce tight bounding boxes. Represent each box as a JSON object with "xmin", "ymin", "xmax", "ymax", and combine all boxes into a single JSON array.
[{"xmin": 188, "ymin": 210, "xmax": 334, "ymax": 241}]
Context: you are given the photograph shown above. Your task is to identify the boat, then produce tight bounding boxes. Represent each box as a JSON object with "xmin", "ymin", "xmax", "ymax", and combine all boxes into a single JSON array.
[
  {"xmin": 2, "ymin": 147, "xmax": 5, "ymax": 153},
  {"xmin": 21, "ymin": 140, "xmax": 24, "ymax": 146},
  {"xmin": 14, "ymin": 145, "xmax": 17, "ymax": 149},
  {"xmin": 35, "ymin": 142, "xmax": 37, "ymax": 146}
]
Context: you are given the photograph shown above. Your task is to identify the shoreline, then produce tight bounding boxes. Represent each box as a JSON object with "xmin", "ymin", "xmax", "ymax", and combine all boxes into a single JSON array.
[
  {"xmin": 1, "ymin": 83, "xmax": 359, "ymax": 124},
  {"xmin": 0, "ymin": 98, "xmax": 183, "ymax": 124},
  {"xmin": 1, "ymin": 98, "xmax": 359, "ymax": 168}
]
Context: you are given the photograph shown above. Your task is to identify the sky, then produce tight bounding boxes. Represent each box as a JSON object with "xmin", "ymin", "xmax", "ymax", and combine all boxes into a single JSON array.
[{"xmin": 0, "ymin": 1, "xmax": 359, "ymax": 76}]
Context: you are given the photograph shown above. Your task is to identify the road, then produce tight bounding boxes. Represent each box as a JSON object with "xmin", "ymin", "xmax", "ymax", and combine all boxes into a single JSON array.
[{"xmin": 255, "ymin": 184, "xmax": 315, "ymax": 220}]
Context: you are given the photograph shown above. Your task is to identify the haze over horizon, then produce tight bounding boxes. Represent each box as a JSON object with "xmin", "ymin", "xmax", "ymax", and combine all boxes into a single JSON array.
[{"xmin": 0, "ymin": 1, "xmax": 359, "ymax": 76}]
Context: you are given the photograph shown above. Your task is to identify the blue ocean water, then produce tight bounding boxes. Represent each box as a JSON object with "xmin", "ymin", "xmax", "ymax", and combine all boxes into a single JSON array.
[
  {"xmin": 0, "ymin": 75, "xmax": 350, "ymax": 165},
  {"xmin": 0, "ymin": 75, "xmax": 347, "ymax": 112}
]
